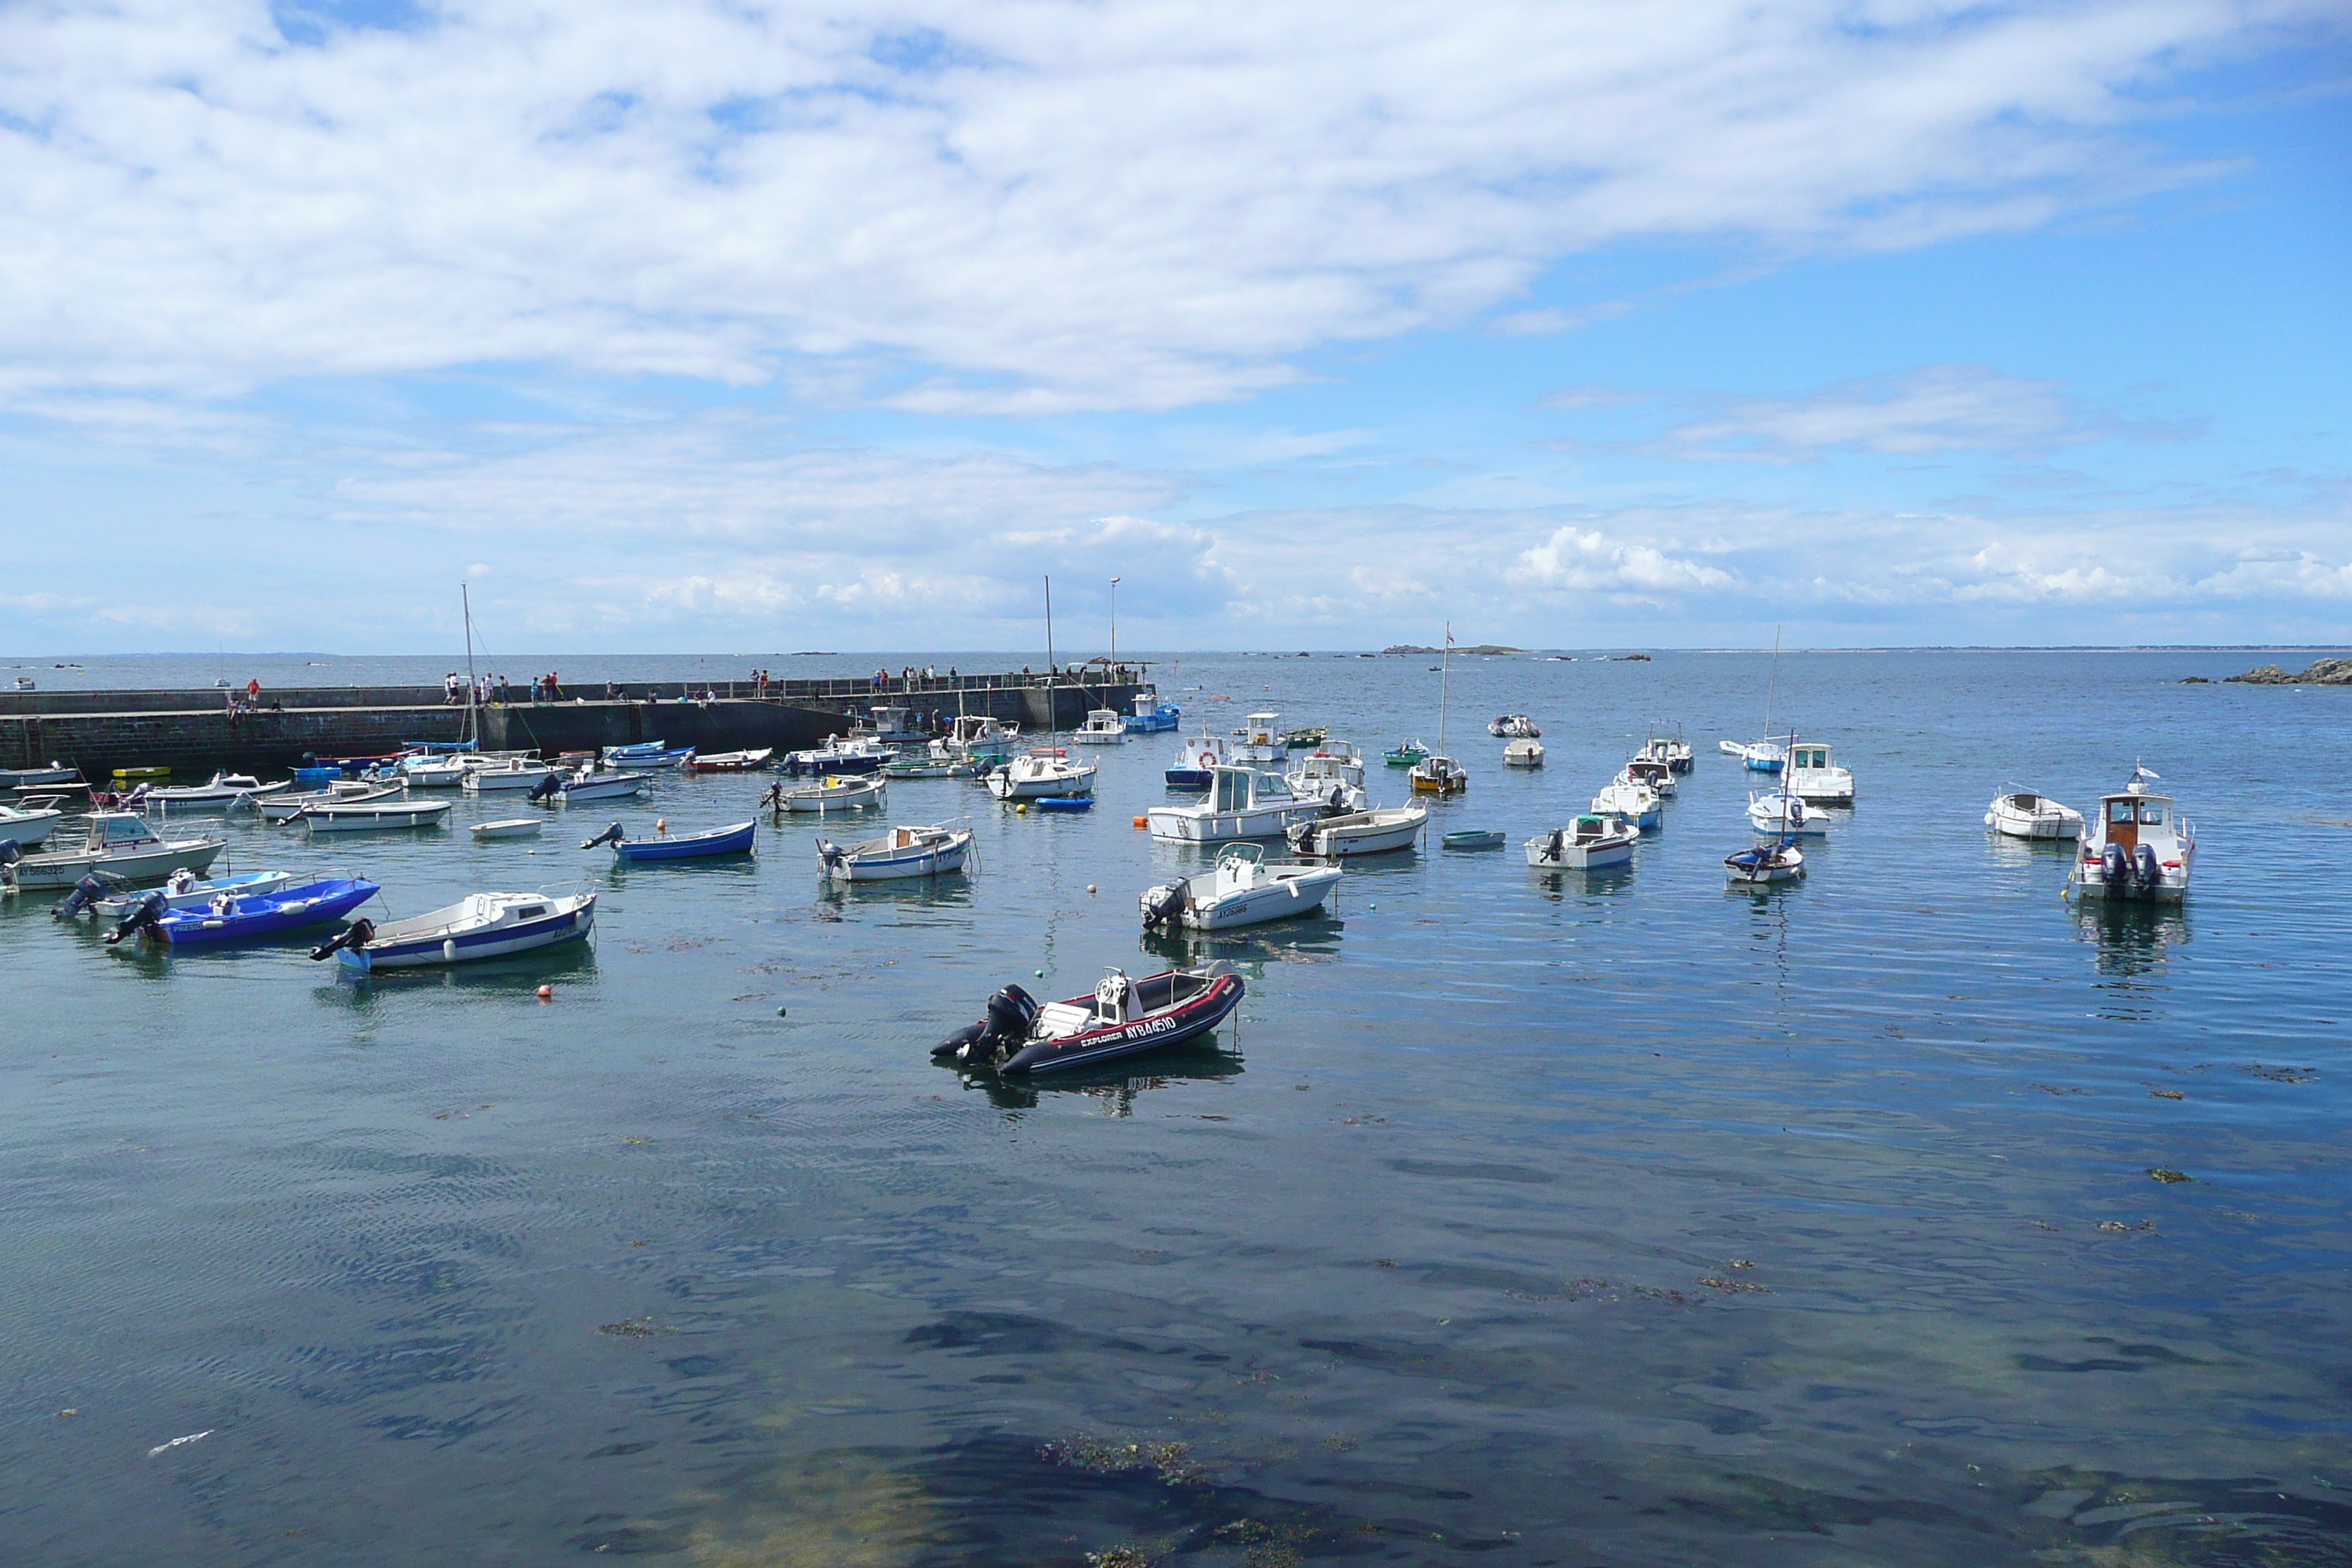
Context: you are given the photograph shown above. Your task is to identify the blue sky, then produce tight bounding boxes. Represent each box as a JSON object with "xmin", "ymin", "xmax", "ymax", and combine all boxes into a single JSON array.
[{"xmin": 1, "ymin": 0, "xmax": 2345, "ymax": 653}]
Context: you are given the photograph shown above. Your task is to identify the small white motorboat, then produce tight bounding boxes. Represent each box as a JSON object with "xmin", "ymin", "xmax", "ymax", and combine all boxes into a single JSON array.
[
  {"xmin": 986, "ymin": 749, "xmax": 1098, "ymax": 802},
  {"xmin": 1488, "ymin": 715, "xmax": 1541, "ymax": 738},
  {"xmin": 299, "ymin": 797, "xmax": 455, "ymax": 832},
  {"xmin": 941, "ymin": 715, "xmax": 1019, "ymax": 763},
  {"xmin": 1408, "ymin": 753, "xmax": 1468, "ymax": 796},
  {"xmin": 2071, "ymin": 766, "xmax": 2193, "ymax": 902},
  {"xmin": 400, "ymin": 757, "xmax": 470, "ymax": 788},
  {"xmin": 1504, "ymin": 738, "xmax": 1545, "ymax": 769},
  {"xmin": 553, "ymin": 769, "xmax": 653, "ymax": 802},
  {"xmin": 1526, "ymin": 814, "xmax": 1637, "ymax": 869},
  {"xmin": 1285, "ymin": 742, "xmax": 1367, "ymax": 807},
  {"xmin": 1746, "ymin": 791, "xmax": 1827, "ymax": 837},
  {"xmin": 1590, "ymin": 780, "xmax": 1662, "ymax": 829},
  {"xmin": 462, "ymin": 761, "xmax": 557, "ymax": 793},
  {"xmin": 1072, "ymin": 708, "xmax": 1130, "ymax": 745},
  {"xmin": 817, "ymin": 821, "xmax": 975, "ymax": 881},
  {"xmin": 258, "ymin": 781, "xmax": 399, "ymax": 823},
  {"xmin": 472, "ymin": 818, "xmax": 545, "ymax": 840},
  {"xmin": 1286, "ymin": 802, "xmax": 1428, "ymax": 857},
  {"xmin": 1618, "ymin": 757, "xmax": 1676, "ymax": 798},
  {"xmin": 0, "ymin": 800, "xmax": 64, "ymax": 847},
  {"xmin": 143, "ymin": 771, "xmax": 284, "ymax": 810},
  {"xmin": 1232, "ymin": 712, "xmax": 1286, "ymax": 764},
  {"xmin": 10, "ymin": 813, "xmax": 227, "ymax": 889},
  {"xmin": 1719, "ymin": 739, "xmax": 1786, "ymax": 773},
  {"xmin": 1140, "ymin": 842, "xmax": 1342, "ymax": 931},
  {"xmin": 1786, "ymin": 741, "xmax": 1855, "ymax": 803},
  {"xmin": 1637, "ymin": 727, "xmax": 1694, "ymax": 774},
  {"xmin": 90, "ymin": 868, "xmax": 298, "ymax": 921},
  {"xmin": 1986, "ymin": 788, "xmax": 2083, "ymax": 840},
  {"xmin": 766, "ymin": 774, "xmax": 888, "ymax": 813},
  {"xmin": 685, "ymin": 748, "xmax": 774, "ymax": 772},
  {"xmin": 1725, "ymin": 840, "xmax": 1805, "ymax": 886},
  {"xmin": 312, "ymin": 889, "xmax": 595, "ymax": 971},
  {"xmin": 1147, "ymin": 765, "xmax": 1322, "ymax": 843}
]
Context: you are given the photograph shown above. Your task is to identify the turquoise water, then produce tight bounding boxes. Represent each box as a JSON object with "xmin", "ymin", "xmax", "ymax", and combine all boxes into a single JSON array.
[{"xmin": 3, "ymin": 649, "xmax": 2348, "ymax": 1566}]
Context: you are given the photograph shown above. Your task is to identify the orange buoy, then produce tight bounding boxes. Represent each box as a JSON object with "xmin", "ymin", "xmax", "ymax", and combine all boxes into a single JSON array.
[
  {"xmin": 1132, "ymin": 815, "xmax": 1147, "ymax": 829},
  {"xmin": 535, "ymin": 984, "xmax": 553, "ymax": 1001}
]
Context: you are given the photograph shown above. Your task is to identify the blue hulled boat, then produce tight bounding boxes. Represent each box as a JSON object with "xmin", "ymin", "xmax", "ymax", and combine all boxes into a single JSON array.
[
  {"xmin": 109, "ymin": 877, "xmax": 382, "ymax": 946},
  {"xmin": 584, "ymin": 819, "xmax": 758, "ymax": 862}
]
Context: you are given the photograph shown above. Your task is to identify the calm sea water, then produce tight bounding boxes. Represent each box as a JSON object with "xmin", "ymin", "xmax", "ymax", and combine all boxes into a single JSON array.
[{"xmin": 4, "ymin": 649, "xmax": 2350, "ymax": 1567}]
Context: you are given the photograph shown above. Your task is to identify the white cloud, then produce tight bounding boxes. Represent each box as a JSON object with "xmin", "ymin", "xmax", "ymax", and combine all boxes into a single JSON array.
[
  {"xmin": 1510, "ymin": 526, "xmax": 1736, "ymax": 596},
  {"xmin": 0, "ymin": 0, "xmax": 2330, "ymax": 413}
]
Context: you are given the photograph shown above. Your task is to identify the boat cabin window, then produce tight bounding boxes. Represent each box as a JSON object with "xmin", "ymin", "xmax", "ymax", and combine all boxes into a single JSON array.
[
  {"xmin": 515, "ymin": 905, "xmax": 546, "ymax": 919},
  {"xmin": 2137, "ymin": 802, "xmax": 2166, "ymax": 826},
  {"xmin": 1213, "ymin": 770, "xmax": 1245, "ymax": 812},
  {"xmin": 2107, "ymin": 800, "xmax": 2136, "ymax": 824},
  {"xmin": 101, "ymin": 818, "xmax": 148, "ymax": 844}
]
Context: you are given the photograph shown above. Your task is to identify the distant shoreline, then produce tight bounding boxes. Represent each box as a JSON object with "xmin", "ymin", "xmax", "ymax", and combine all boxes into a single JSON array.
[{"xmin": 8, "ymin": 644, "xmax": 2351, "ymax": 662}]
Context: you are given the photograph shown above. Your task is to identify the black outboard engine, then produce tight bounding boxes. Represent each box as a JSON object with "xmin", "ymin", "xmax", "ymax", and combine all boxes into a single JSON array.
[
  {"xmin": 309, "ymin": 916, "xmax": 375, "ymax": 962},
  {"xmin": 105, "ymin": 891, "xmax": 169, "ymax": 946},
  {"xmin": 1544, "ymin": 828, "xmax": 1566, "ymax": 864},
  {"xmin": 54, "ymin": 872, "xmax": 113, "ymax": 919},
  {"xmin": 1320, "ymin": 785, "xmax": 1348, "ymax": 816},
  {"xmin": 2133, "ymin": 844, "xmax": 2162, "ymax": 900},
  {"xmin": 818, "ymin": 840, "xmax": 845, "ymax": 875},
  {"xmin": 1141, "ymin": 880, "xmax": 1190, "ymax": 929},
  {"xmin": 2102, "ymin": 841, "xmax": 2130, "ymax": 895},
  {"xmin": 0, "ymin": 838, "xmax": 18, "ymax": 893},
  {"xmin": 581, "ymin": 822, "xmax": 625, "ymax": 850},
  {"xmin": 527, "ymin": 772, "xmax": 562, "ymax": 803},
  {"xmin": 932, "ymin": 983, "xmax": 1040, "ymax": 1066}
]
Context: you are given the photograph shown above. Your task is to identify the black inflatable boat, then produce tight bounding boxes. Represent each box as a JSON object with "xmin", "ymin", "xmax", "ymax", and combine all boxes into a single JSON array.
[{"xmin": 934, "ymin": 966, "xmax": 1244, "ymax": 1076}]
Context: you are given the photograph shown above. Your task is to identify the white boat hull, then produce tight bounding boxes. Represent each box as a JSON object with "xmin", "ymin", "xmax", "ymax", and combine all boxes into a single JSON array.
[
  {"xmin": 1747, "ymin": 795, "xmax": 1827, "ymax": 837},
  {"xmin": 472, "ymin": 819, "xmax": 544, "ymax": 839},
  {"xmin": 986, "ymin": 769, "xmax": 1095, "ymax": 799},
  {"xmin": 820, "ymin": 827, "xmax": 973, "ymax": 881},
  {"xmin": 558, "ymin": 773, "xmax": 652, "ymax": 802},
  {"xmin": 780, "ymin": 778, "xmax": 886, "ymax": 811},
  {"xmin": 1147, "ymin": 801, "xmax": 1322, "ymax": 843},
  {"xmin": 15, "ymin": 837, "xmax": 227, "ymax": 889},
  {"xmin": 1183, "ymin": 872, "xmax": 1338, "ymax": 928},
  {"xmin": 1986, "ymin": 794, "xmax": 2082, "ymax": 840},
  {"xmin": 0, "ymin": 807, "xmax": 61, "ymax": 847},
  {"xmin": 338, "ymin": 892, "xmax": 595, "ymax": 970},
  {"xmin": 1526, "ymin": 833, "xmax": 1635, "ymax": 869},
  {"xmin": 303, "ymin": 802, "xmax": 454, "ymax": 832},
  {"xmin": 1291, "ymin": 806, "xmax": 1425, "ymax": 856}
]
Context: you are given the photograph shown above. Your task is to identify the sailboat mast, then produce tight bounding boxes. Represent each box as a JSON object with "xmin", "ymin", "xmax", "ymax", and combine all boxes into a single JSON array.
[
  {"xmin": 1043, "ymin": 574, "xmax": 1055, "ymax": 732},
  {"xmin": 1761, "ymin": 624, "xmax": 1781, "ymax": 747},
  {"xmin": 1439, "ymin": 622, "xmax": 1450, "ymax": 755},
  {"xmin": 461, "ymin": 581, "xmax": 478, "ymax": 747}
]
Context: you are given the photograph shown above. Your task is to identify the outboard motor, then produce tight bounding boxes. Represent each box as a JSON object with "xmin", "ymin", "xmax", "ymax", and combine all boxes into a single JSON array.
[
  {"xmin": 165, "ymin": 867, "xmax": 199, "ymax": 897},
  {"xmin": 104, "ymin": 891, "xmax": 169, "ymax": 946},
  {"xmin": 818, "ymin": 840, "xmax": 845, "ymax": 876},
  {"xmin": 2133, "ymin": 844, "xmax": 2162, "ymax": 900},
  {"xmin": 760, "ymin": 783, "xmax": 784, "ymax": 810},
  {"xmin": 932, "ymin": 983, "xmax": 1040, "ymax": 1066},
  {"xmin": 527, "ymin": 772, "xmax": 563, "ymax": 804},
  {"xmin": 309, "ymin": 917, "xmax": 375, "ymax": 962},
  {"xmin": 0, "ymin": 838, "xmax": 18, "ymax": 893},
  {"xmin": 581, "ymin": 822, "xmax": 626, "ymax": 850},
  {"xmin": 1140, "ymin": 879, "xmax": 1191, "ymax": 929},
  {"xmin": 1544, "ymin": 828, "xmax": 1566, "ymax": 864},
  {"xmin": 54, "ymin": 872, "xmax": 113, "ymax": 920},
  {"xmin": 2101, "ymin": 841, "xmax": 2130, "ymax": 894},
  {"xmin": 1320, "ymin": 785, "xmax": 1348, "ymax": 816}
]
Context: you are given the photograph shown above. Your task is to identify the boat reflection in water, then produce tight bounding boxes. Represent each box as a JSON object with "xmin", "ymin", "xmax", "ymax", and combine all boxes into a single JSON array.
[
  {"xmin": 2076, "ymin": 899, "xmax": 2190, "ymax": 995},
  {"xmin": 943, "ymin": 1043, "xmax": 1246, "ymax": 1113},
  {"xmin": 1138, "ymin": 911, "xmax": 1343, "ymax": 970},
  {"xmin": 317, "ymin": 942, "xmax": 600, "ymax": 1000}
]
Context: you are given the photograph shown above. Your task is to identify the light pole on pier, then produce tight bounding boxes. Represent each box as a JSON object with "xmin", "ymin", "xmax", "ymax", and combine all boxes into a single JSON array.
[{"xmin": 1110, "ymin": 577, "xmax": 1120, "ymax": 668}]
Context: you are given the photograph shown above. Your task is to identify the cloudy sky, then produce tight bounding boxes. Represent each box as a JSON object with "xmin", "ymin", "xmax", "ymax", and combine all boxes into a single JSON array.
[{"xmin": 1, "ymin": 0, "xmax": 2345, "ymax": 653}]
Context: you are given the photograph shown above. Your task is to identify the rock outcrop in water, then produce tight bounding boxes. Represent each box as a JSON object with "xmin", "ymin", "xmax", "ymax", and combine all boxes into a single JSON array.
[{"xmin": 2226, "ymin": 657, "xmax": 2352, "ymax": 685}]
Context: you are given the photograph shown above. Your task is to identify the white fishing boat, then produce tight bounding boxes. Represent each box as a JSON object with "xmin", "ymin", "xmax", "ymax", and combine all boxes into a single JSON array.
[
  {"xmin": 91, "ymin": 868, "xmax": 298, "ymax": 920},
  {"xmin": 299, "ymin": 796, "xmax": 454, "ymax": 832},
  {"xmin": 1526, "ymin": 814, "xmax": 1637, "ymax": 869},
  {"xmin": 2072, "ymin": 766, "xmax": 2193, "ymax": 902},
  {"xmin": 784, "ymin": 736, "xmax": 892, "ymax": 776},
  {"xmin": 985, "ymin": 749, "xmax": 1098, "ymax": 801},
  {"xmin": 9, "ymin": 813, "xmax": 227, "ymax": 889},
  {"xmin": 1590, "ymin": 779, "xmax": 1662, "ymax": 829},
  {"xmin": 816, "ymin": 821, "xmax": 975, "ymax": 881},
  {"xmin": 1285, "ymin": 802, "xmax": 1428, "ymax": 858},
  {"xmin": 1985, "ymin": 788, "xmax": 2084, "ymax": 840},
  {"xmin": 1488, "ymin": 715, "xmax": 1541, "ymax": 738},
  {"xmin": 1168, "ymin": 728, "xmax": 1234, "ymax": 788},
  {"xmin": 943, "ymin": 714, "xmax": 1019, "ymax": 763},
  {"xmin": 471, "ymin": 818, "xmax": 544, "ymax": 840},
  {"xmin": 1286, "ymin": 742, "xmax": 1368, "ymax": 811},
  {"xmin": 1637, "ymin": 726, "xmax": 1694, "ymax": 774},
  {"xmin": 1618, "ymin": 756, "xmax": 1676, "ymax": 798},
  {"xmin": 1140, "ymin": 843, "xmax": 1342, "ymax": 931},
  {"xmin": 1072, "ymin": 708, "xmax": 1129, "ymax": 745},
  {"xmin": 1232, "ymin": 712, "xmax": 1285, "ymax": 764},
  {"xmin": 1147, "ymin": 764, "xmax": 1323, "ymax": 843},
  {"xmin": 1719, "ymin": 738, "xmax": 1786, "ymax": 773},
  {"xmin": 0, "ymin": 801, "xmax": 64, "ymax": 847},
  {"xmin": 554, "ymin": 769, "xmax": 653, "ymax": 802},
  {"xmin": 312, "ymin": 889, "xmax": 595, "ymax": 972},
  {"xmin": 1746, "ymin": 789, "xmax": 1827, "ymax": 837},
  {"xmin": 766, "ymin": 773, "xmax": 889, "ymax": 812},
  {"xmin": 258, "ymin": 781, "xmax": 399, "ymax": 823},
  {"xmin": 400, "ymin": 756, "xmax": 470, "ymax": 788},
  {"xmin": 1504, "ymin": 738, "xmax": 1545, "ymax": 769},
  {"xmin": 461, "ymin": 760, "xmax": 557, "ymax": 793},
  {"xmin": 143, "ymin": 771, "xmax": 284, "ymax": 810},
  {"xmin": 1786, "ymin": 742, "xmax": 1855, "ymax": 803}
]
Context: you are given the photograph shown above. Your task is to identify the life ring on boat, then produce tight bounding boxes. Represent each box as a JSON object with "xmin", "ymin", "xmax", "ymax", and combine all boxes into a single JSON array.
[{"xmin": 1198, "ymin": 752, "xmax": 1215, "ymax": 769}]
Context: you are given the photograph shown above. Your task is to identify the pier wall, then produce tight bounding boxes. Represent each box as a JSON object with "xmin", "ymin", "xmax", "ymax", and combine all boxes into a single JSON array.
[{"xmin": 1, "ymin": 675, "xmax": 1147, "ymax": 778}]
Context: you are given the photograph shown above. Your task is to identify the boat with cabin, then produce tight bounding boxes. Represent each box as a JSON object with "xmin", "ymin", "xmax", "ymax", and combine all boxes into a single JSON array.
[
  {"xmin": 986, "ymin": 749, "xmax": 1098, "ymax": 801},
  {"xmin": 548, "ymin": 768, "xmax": 654, "ymax": 803},
  {"xmin": 1637, "ymin": 726, "xmax": 1694, "ymax": 774},
  {"xmin": 1073, "ymin": 708, "xmax": 1130, "ymax": 745},
  {"xmin": 1140, "ymin": 843, "xmax": 1342, "ymax": 932},
  {"xmin": 1167, "ymin": 728, "xmax": 1234, "ymax": 788},
  {"xmin": 1985, "ymin": 788, "xmax": 2084, "ymax": 840},
  {"xmin": 9, "ymin": 813, "xmax": 227, "ymax": 889},
  {"xmin": 2072, "ymin": 766, "xmax": 2193, "ymax": 902},
  {"xmin": 1147, "ymin": 765, "xmax": 1323, "ymax": 843},
  {"xmin": 1286, "ymin": 742, "xmax": 1367, "ymax": 810},
  {"xmin": 783, "ymin": 737, "xmax": 892, "ymax": 776},
  {"xmin": 1786, "ymin": 742, "xmax": 1854, "ymax": 803},
  {"xmin": 1232, "ymin": 712, "xmax": 1286, "ymax": 764},
  {"xmin": 1590, "ymin": 780, "xmax": 1662, "ymax": 829},
  {"xmin": 1526, "ymin": 815, "xmax": 1637, "ymax": 870},
  {"xmin": 1125, "ymin": 693, "xmax": 1181, "ymax": 734},
  {"xmin": 1719, "ymin": 739, "xmax": 1786, "ymax": 773},
  {"xmin": 932, "ymin": 967, "xmax": 1245, "ymax": 1076}
]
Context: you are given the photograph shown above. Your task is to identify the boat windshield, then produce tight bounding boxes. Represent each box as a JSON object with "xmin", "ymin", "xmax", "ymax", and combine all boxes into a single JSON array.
[{"xmin": 2138, "ymin": 800, "xmax": 2168, "ymax": 825}]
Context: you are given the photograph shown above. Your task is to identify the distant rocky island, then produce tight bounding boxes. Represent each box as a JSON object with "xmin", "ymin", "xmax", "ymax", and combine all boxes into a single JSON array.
[
  {"xmin": 2226, "ymin": 657, "xmax": 2352, "ymax": 685},
  {"xmin": 1382, "ymin": 643, "xmax": 1523, "ymax": 656}
]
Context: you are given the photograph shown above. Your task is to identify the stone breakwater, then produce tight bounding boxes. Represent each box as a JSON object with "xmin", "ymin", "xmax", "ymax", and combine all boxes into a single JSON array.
[
  {"xmin": 2226, "ymin": 657, "xmax": 2352, "ymax": 686},
  {"xmin": 1, "ymin": 674, "xmax": 1147, "ymax": 777}
]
